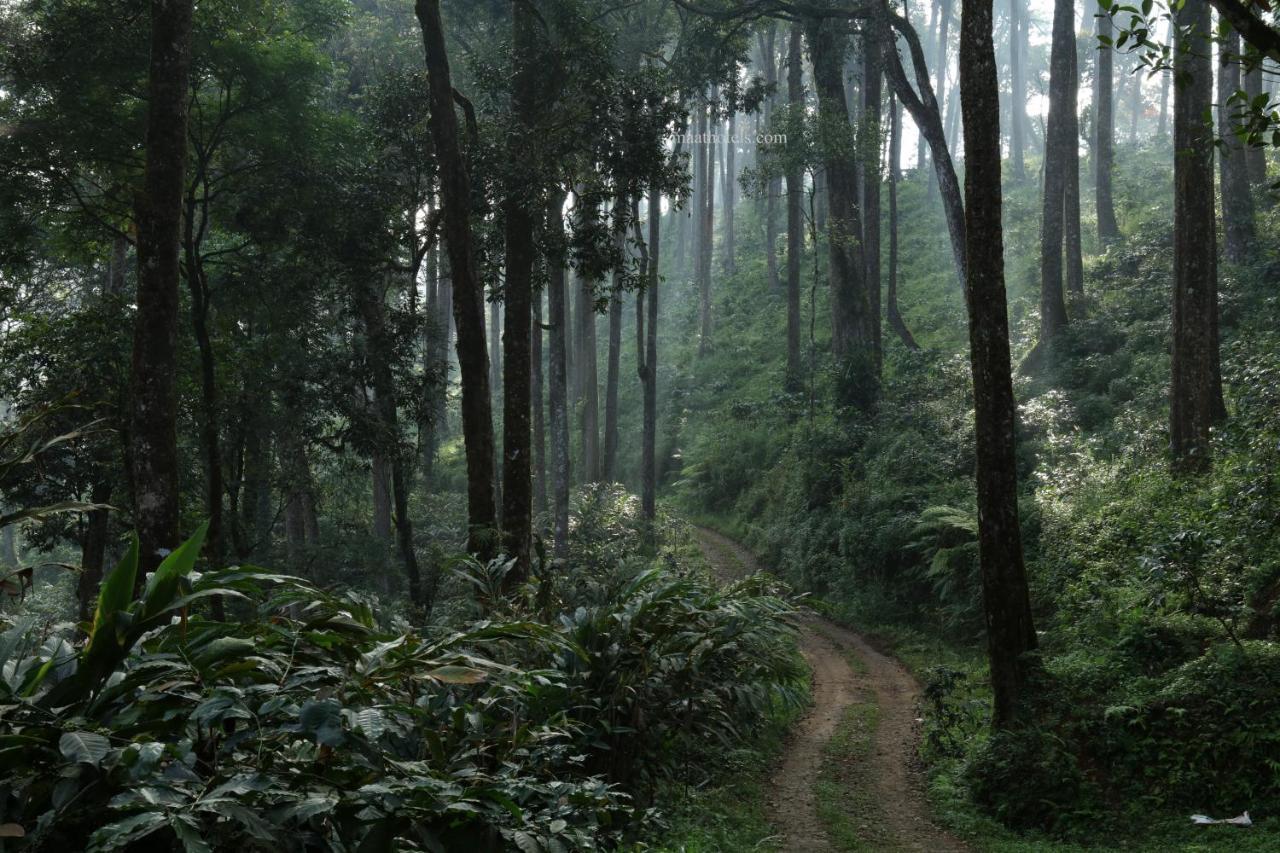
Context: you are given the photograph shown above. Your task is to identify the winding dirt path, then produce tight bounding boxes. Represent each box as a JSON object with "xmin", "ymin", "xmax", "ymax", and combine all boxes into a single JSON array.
[{"xmin": 695, "ymin": 528, "xmax": 967, "ymax": 852}]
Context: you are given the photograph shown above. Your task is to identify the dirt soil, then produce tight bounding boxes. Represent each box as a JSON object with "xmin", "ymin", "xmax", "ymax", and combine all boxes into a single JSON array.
[{"xmin": 694, "ymin": 528, "xmax": 968, "ymax": 852}]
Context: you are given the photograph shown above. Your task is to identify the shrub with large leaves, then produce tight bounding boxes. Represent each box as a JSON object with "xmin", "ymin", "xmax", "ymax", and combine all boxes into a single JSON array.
[{"xmin": 0, "ymin": 513, "xmax": 804, "ymax": 851}]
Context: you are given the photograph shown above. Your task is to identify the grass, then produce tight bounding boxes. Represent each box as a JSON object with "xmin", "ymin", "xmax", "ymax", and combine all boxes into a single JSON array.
[{"xmin": 814, "ymin": 646, "xmax": 883, "ymax": 853}]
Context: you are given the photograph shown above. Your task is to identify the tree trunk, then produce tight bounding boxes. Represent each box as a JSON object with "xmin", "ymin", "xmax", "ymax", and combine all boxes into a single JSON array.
[
  {"xmin": 640, "ymin": 189, "xmax": 660, "ymax": 529},
  {"xmin": 1171, "ymin": 0, "xmax": 1220, "ymax": 473},
  {"xmin": 959, "ymin": 0, "xmax": 1039, "ymax": 728},
  {"xmin": 1039, "ymin": 0, "xmax": 1076, "ymax": 340},
  {"xmin": 928, "ymin": 0, "xmax": 953, "ymax": 197},
  {"xmin": 77, "ymin": 477, "xmax": 112, "ymax": 622},
  {"xmin": 577, "ymin": 270, "xmax": 601, "ymax": 483},
  {"xmin": 416, "ymin": 0, "xmax": 498, "ymax": 557},
  {"xmin": 1064, "ymin": 37, "xmax": 1085, "ymax": 297},
  {"xmin": 1096, "ymin": 15, "xmax": 1120, "ymax": 245},
  {"xmin": 1009, "ymin": 0, "xmax": 1027, "ymax": 180},
  {"xmin": 130, "ymin": 0, "xmax": 194, "ymax": 579},
  {"xmin": 603, "ymin": 200, "xmax": 625, "ymax": 482},
  {"xmin": 1218, "ymin": 27, "xmax": 1257, "ymax": 262},
  {"xmin": 723, "ymin": 110, "xmax": 737, "ymax": 275},
  {"xmin": 698, "ymin": 97, "xmax": 717, "ymax": 356},
  {"xmin": 881, "ymin": 8, "xmax": 968, "ymax": 281},
  {"xmin": 864, "ymin": 28, "xmax": 884, "ymax": 372},
  {"xmin": 786, "ymin": 23, "xmax": 805, "ymax": 389},
  {"xmin": 357, "ymin": 279, "xmax": 425, "ymax": 607},
  {"xmin": 808, "ymin": 18, "xmax": 877, "ymax": 410},
  {"xmin": 887, "ymin": 91, "xmax": 919, "ymax": 351},
  {"xmin": 1243, "ymin": 59, "xmax": 1267, "ymax": 185},
  {"xmin": 372, "ymin": 452, "xmax": 392, "ymax": 539},
  {"xmin": 532, "ymin": 288, "xmax": 546, "ymax": 518},
  {"xmin": 546, "ymin": 194, "xmax": 571, "ymax": 559},
  {"xmin": 500, "ymin": 0, "xmax": 539, "ymax": 578}
]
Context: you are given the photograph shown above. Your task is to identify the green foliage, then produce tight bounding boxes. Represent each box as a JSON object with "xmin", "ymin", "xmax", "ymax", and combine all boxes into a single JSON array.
[{"xmin": 0, "ymin": 512, "xmax": 803, "ymax": 849}]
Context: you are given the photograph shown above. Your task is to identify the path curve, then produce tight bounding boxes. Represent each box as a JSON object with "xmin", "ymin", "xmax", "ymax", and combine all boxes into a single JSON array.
[{"xmin": 694, "ymin": 528, "xmax": 967, "ymax": 852}]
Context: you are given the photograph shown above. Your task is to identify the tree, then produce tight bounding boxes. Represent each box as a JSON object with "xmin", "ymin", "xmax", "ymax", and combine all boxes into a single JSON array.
[
  {"xmin": 1170, "ymin": 0, "xmax": 1221, "ymax": 472},
  {"xmin": 785, "ymin": 23, "xmax": 805, "ymax": 389},
  {"xmin": 500, "ymin": 0, "xmax": 542, "ymax": 576},
  {"xmin": 807, "ymin": 14, "xmax": 875, "ymax": 410},
  {"xmin": 1096, "ymin": 14, "xmax": 1120, "ymax": 245},
  {"xmin": 546, "ymin": 193, "xmax": 571, "ymax": 559},
  {"xmin": 1009, "ymin": 0, "xmax": 1028, "ymax": 180},
  {"xmin": 130, "ymin": 0, "xmax": 195, "ymax": 577},
  {"xmin": 1038, "ymin": 0, "xmax": 1078, "ymax": 341},
  {"xmin": 638, "ymin": 189, "xmax": 660, "ymax": 531},
  {"xmin": 415, "ymin": 0, "xmax": 498, "ymax": 557},
  {"xmin": 864, "ymin": 27, "xmax": 884, "ymax": 372},
  {"xmin": 697, "ymin": 95, "xmax": 717, "ymax": 356},
  {"xmin": 887, "ymin": 90, "xmax": 919, "ymax": 350},
  {"xmin": 1218, "ymin": 26, "xmax": 1257, "ymax": 262},
  {"xmin": 959, "ymin": 0, "xmax": 1038, "ymax": 727}
]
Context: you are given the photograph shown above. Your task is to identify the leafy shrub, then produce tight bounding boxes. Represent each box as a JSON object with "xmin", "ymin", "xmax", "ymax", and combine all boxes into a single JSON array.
[{"xmin": 0, "ymin": 509, "xmax": 804, "ymax": 850}]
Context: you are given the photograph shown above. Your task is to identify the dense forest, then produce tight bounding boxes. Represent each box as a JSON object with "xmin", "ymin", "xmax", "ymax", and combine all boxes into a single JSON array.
[{"xmin": 3, "ymin": 0, "xmax": 1280, "ymax": 847}]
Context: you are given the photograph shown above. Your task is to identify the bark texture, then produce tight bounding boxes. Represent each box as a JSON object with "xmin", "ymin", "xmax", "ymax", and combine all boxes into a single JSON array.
[
  {"xmin": 1218, "ymin": 27, "xmax": 1257, "ymax": 262},
  {"xmin": 959, "ymin": 0, "xmax": 1039, "ymax": 727},
  {"xmin": 130, "ymin": 0, "xmax": 195, "ymax": 577},
  {"xmin": 1039, "ymin": 0, "xmax": 1077, "ymax": 339},
  {"xmin": 416, "ymin": 0, "xmax": 498, "ymax": 557},
  {"xmin": 1171, "ymin": 0, "xmax": 1220, "ymax": 472},
  {"xmin": 1095, "ymin": 15, "xmax": 1120, "ymax": 245}
]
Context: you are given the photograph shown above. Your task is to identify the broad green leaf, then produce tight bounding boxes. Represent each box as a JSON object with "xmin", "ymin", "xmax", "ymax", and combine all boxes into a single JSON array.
[
  {"xmin": 59, "ymin": 730, "xmax": 111, "ymax": 766},
  {"xmin": 140, "ymin": 521, "xmax": 209, "ymax": 621},
  {"xmin": 424, "ymin": 665, "xmax": 488, "ymax": 684}
]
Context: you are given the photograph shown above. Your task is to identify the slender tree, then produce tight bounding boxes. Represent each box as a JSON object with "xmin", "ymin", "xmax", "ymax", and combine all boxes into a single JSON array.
[
  {"xmin": 808, "ymin": 16, "xmax": 876, "ymax": 409},
  {"xmin": 1009, "ymin": 0, "xmax": 1027, "ymax": 180},
  {"xmin": 785, "ymin": 23, "xmax": 805, "ymax": 389},
  {"xmin": 723, "ymin": 109, "xmax": 737, "ymax": 275},
  {"xmin": 1170, "ymin": 0, "xmax": 1220, "ymax": 472},
  {"xmin": 130, "ymin": 0, "xmax": 195, "ymax": 577},
  {"xmin": 959, "ymin": 0, "xmax": 1039, "ymax": 728},
  {"xmin": 638, "ymin": 189, "xmax": 660, "ymax": 530},
  {"xmin": 546, "ymin": 194, "xmax": 571, "ymax": 558},
  {"xmin": 1243, "ymin": 58, "xmax": 1267, "ymax": 185},
  {"xmin": 500, "ymin": 0, "xmax": 540, "ymax": 575},
  {"xmin": 1096, "ymin": 14, "xmax": 1120, "ymax": 245},
  {"xmin": 576, "ymin": 264, "xmax": 601, "ymax": 483},
  {"xmin": 1039, "ymin": 0, "xmax": 1078, "ymax": 340},
  {"xmin": 603, "ymin": 196, "xmax": 625, "ymax": 482},
  {"xmin": 887, "ymin": 90, "xmax": 919, "ymax": 350},
  {"xmin": 532, "ymin": 288, "xmax": 546, "ymax": 517},
  {"xmin": 416, "ymin": 0, "xmax": 498, "ymax": 557},
  {"xmin": 863, "ymin": 27, "xmax": 884, "ymax": 371},
  {"xmin": 698, "ymin": 96, "xmax": 717, "ymax": 355},
  {"xmin": 1218, "ymin": 26, "xmax": 1257, "ymax": 262}
]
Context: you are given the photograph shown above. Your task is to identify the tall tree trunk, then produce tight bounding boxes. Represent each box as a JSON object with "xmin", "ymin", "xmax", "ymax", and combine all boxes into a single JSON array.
[
  {"xmin": 603, "ymin": 198, "xmax": 625, "ymax": 482},
  {"xmin": 928, "ymin": 0, "xmax": 953, "ymax": 196},
  {"xmin": 546, "ymin": 194, "xmax": 571, "ymax": 559},
  {"xmin": 863, "ymin": 28, "xmax": 884, "ymax": 372},
  {"xmin": 77, "ymin": 477, "xmax": 112, "ymax": 622},
  {"xmin": 416, "ymin": 0, "xmax": 498, "ymax": 557},
  {"xmin": 1158, "ymin": 39, "xmax": 1172, "ymax": 137},
  {"xmin": 959, "ymin": 0, "xmax": 1039, "ymax": 728},
  {"xmin": 723, "ymin": 110, "xmax": 737, "ymax": 275},
  {"xmin": 358, "ymin": 280, "xmax": 424, "ymax": 607},
  {"xmin": 1039, "ymin": 0, "xmax": 1076, "ymax": 340},
  {"xmin": 698, "ymin": 97, "xmax": 717, "ymax": 356},
  {"xmin": 881, "ymin": 8, "xmax": 968, "ymax": 281},
  {"xmin": 887, "ymin": 91, "xmax": 919, "ymax": 350},
  {"xmin": 1009, "ymin": 0, "xmax": 1027, "ymax": 180},
  {"xmin": 808, "ymin": 18, "xmax": 877, "ymax": 410},
  {"xmin": 1129, "ymin": 56, "xmax": 1142, "ymax": 141},
  {"xmin": 372, "ymin": 452, "xmax": 392, "ymax": 539},
  {"xmin": 1171, "ymin": 0, "xmax": 1220, "ymax": 472},
  {"xmin": 130, "ymin": 0, "xmax": 194, "ymax": 578},
  {"xmin": 181, "ymin": 198, "xmax": 227, "ymax": 597},
  {"xmin": 500, "ymin": 0, "xmax": 539, "ymax": 577},
  {"xmin": 785, "ymin": 23, "xmax": 805, "ymax": 389},
  {"xmin": 1096, "ymin": 16, "xmax": 1120, "ymax": 245},
  {"xmin": 1064, "ymin": 38, "xmax": 1085, "ymax": 297},
  {"xmin": 1243, "ymin": 59, "xmax": 1267, "ymax": 184},
  {"xmin": 640, "ymin": 189, "xmax": 660, "ymax": 529},
  {"xmin": 1218, "ymin": 27, "xmax": 1257, "ymax": 262},
  {"xmin": 577, "ymin": 271, "xmax": 601, "ymax": 483},
  {"xmin": 532, "ymin": 288, "xmax": 546, "ymax": 518}
]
